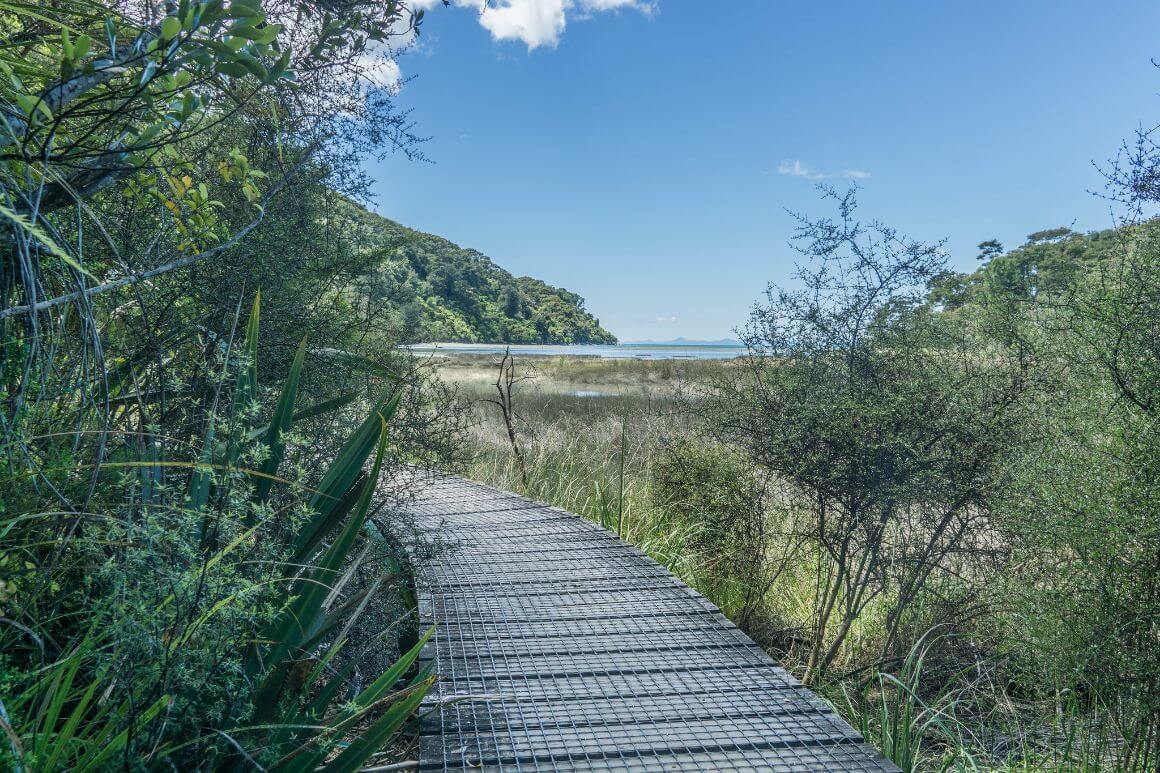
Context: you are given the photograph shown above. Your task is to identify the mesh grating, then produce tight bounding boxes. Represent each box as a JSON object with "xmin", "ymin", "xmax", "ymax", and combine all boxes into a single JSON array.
[{"xmin": 406, "ymin": 473, "xmax": 898, "ymax": 772}]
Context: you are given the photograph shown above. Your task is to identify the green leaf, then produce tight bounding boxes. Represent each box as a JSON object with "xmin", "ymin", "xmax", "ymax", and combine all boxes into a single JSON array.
[
  {"xmin": 185, "ymin": 418, "xmax": 216, "ymax": 512},
  {"xmin": 236, "ymin": 55, "xmax": 268, "ymax": 81},
  {"xmin": 250, "ymin": 454, "xmax": 382, "ymax": 716},
  {"xmin": 255, "ymin": 23, "xmax": 282, "ymax": 44},
  {"xmin": 0, "ymin": 203, "xmax": 98, "ymax": 280},
  {"xmin": 228, "ymin": 1, "xmax": 265, "ymax": 20},
  {"xmin": 161, "ymin": 16, "xmax": 182, "ymax": 41},
  {"xmin": 231, "ymin": 291, "xmax": 261, "ymax": 424},
  {"xmin": 216, "ymin": 61, "xmax": 249, "ymax": 78},
  {"xmin": 14, "ymin": 93, "xmax": 36, "ymax": 115},
  {"xmin": 228, "ymin": 23, "xmax": 261, "ymax": 39},
  {"xmin": 351, "ymin": 626, "xmax": 433, "ymax": 709},
  {"xmin": 275, "ymin": 631, "xmax": 433, "ymax": 773},
  {"xmin": 252, "ymin": 336, "xmax": 307, "ymax": 504},
  {"xmin": 291, "ymin": 472, "xmax": 365, "ymax": 564},
  {"xmin": 295, "ymin": 389, "xmax": 401, "ymax": 559},
  {"xmin": 321, "ymin": 680, "xmax": 432, "ymax": 773},
  {"xmin": 269, "ymin": 49, "xmax": 291, "ymax": 80},
  {"xmin": 246, "ymin": 391, "xmax": 359, "ymax": 441},
  {"xmin": 77, "ymin": 695, "xmax": 170, "ymax": 773}
]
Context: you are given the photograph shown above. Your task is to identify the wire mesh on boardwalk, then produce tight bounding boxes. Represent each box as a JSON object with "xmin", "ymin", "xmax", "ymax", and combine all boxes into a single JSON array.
[{"xmin": 405, "ymin": 473, "xmax": 898, "ymax": 772}]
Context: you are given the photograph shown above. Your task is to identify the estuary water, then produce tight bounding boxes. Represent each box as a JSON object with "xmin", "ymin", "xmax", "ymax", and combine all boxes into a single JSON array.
[{"xmin": 407, "ymin": 342, "xmax": 746, "ymax": 360}]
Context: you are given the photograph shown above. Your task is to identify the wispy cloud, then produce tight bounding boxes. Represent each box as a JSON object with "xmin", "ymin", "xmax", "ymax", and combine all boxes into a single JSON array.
[
  {"xmin": 778, "ymin": 160, "xmax": 870, "ymax": 181},
  {"xmin": 655, "ymin": 315, "xmax": 678, "ymax": 323}
]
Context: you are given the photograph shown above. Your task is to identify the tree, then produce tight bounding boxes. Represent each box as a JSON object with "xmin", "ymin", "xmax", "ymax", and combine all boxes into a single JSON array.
[
  {"xmin": 976, "ymin": 238, "xmax": 1004, "ymax": 262},
  {"xmin": 1, "ymin": 0, "xmax": 429, "ymax": 431},
  {"xmin": 1025, "ymin": 226, "xmax": 1074, "ymax": 244},
  {"xmin": 500, "ymin": 284, "xmax": 524, "ymax": 317},
  {"xmin": 703, "ymin": 188, "xmax": 1035, "ymax": 682},
  {"xmin": 997, "ymin": 127, "xmax": 1160, "ymax": 768},
  {"xmin": 0, "ymin": 3, "xmax": 464, "ymax": 768}
]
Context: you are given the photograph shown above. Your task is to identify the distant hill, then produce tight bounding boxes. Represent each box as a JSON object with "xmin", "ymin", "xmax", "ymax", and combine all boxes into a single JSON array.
[{"xmin": 335, "ymin": 199, "xmax": 617, "ymax": 345}]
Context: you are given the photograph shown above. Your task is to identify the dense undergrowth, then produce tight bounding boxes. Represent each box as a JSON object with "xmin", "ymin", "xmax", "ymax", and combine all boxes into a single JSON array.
[
  {"xmin": 1, "ymin": 1, "xmax": 466, "ymax": 769},
  {"xmin": 2, "ymin": 299, "xmax": 443, "ymax": 769}
]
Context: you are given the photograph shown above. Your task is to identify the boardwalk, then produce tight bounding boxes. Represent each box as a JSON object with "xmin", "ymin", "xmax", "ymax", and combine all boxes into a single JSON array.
[{"xmin": 408, "ymin": 474, "xmax": 897, "ymax": 772}]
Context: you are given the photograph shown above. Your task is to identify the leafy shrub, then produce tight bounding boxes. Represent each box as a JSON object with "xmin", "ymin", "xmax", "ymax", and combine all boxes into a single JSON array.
[
  {"xmin": 650, "ymin": 436, "xmax": 773, "ymax": 627},
  {"xmin": 0, "ymin": 298, "xmax": 433, "ymax": 770}
]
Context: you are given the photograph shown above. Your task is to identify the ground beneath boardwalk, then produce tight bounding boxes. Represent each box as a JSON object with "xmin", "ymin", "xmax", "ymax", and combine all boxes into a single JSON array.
[{"xmin": 408, "ymin": 474, "xmax": 897, "ymax": 772}]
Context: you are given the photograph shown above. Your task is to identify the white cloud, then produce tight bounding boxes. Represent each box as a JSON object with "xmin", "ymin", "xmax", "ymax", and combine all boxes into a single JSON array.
[
  {"xmin": 416, "ymin": 0, "xmax": 653, "ymax": 50},
  {"xmin": 478, "ymin": 0, "xmax": 568, "ymax": 49},
  {"xmin": 778, "ymin": 160, "xmax": 825, "ymax": 181},
  {"xmin": 655, "ymin": 315, "xmax": 678, "ymax": 323},
  {"xmin": 580, "ymin": 0, "xmax": 642, "ymax": 8},
  {"xmin": 578, "ymin": 0, "xmax": 655, "ymax": 14},
  {"xmin": 778, "ymin": 159, "xmax": 870, "ymax": 181},
  {"xmin": 356, "ymin": 0, "xmax": 650, "ymax": 94}
]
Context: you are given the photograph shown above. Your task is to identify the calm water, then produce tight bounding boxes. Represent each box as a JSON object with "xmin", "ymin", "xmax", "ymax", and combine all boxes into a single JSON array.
[{"xmin": 407, "ymin": 342, "xmax": 746, "ymax": 360}]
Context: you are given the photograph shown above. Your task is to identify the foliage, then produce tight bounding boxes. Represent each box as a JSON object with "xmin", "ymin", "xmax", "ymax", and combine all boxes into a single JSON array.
[
  {"xmin": 927, "ymin": 225, "xmax": 1129, "ymax": 311},
  {"xmin": 0, "ymin": 297, "xmax": 436, "ymax": 769},
  {"xmin": 0, "ymin": 2, "xmax": 456, "ymax": 769},
  {"xmin": 842, "ymin": 632, "xmax": 978, "ymax": 773},
  {"xmin": 0, "ymin": 0, "xmax": 430, "ymax": 431},
  {"xmin": 344, "ymin": 200, "xmax": 617, "ymax": 344},
  {"xmin": 701, "ymin": 188, "xmax": 1037, "ymax": 684},
  {"xmin": 992, "ymin": 227, "xmax": 1160, "ymax": 769},
  {"xmin": 650, "ymin": 436, "xmax": 775, "ymax": 629}
]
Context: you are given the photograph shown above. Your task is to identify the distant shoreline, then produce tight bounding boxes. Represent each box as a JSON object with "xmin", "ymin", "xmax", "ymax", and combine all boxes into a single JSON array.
[
  {"xmin": 408, "ymin": 341, "xmax": 743, "ymax": 349},
  {"xmin": 405, "ymin": 342, "xmax": 746, "ymax": 361}
]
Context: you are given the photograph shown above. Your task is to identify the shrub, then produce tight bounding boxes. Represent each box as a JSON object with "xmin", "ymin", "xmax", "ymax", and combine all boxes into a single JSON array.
[
  {"xmin": 0, "ymin": 298, "xmax": 434, "ymax": 770},
  {"xmin": 701, "ymin": 189, "xmax": 1037, "ymax": 683},
  {"xmin": 650, "ymin": 436, "xmax": 773, "ymax": 628}
]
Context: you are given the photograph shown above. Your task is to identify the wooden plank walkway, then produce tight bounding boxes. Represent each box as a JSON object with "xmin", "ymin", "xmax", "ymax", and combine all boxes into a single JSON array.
[{"xmin": 407, "ymin": 474, "xmax": 897, "ymax": 772}]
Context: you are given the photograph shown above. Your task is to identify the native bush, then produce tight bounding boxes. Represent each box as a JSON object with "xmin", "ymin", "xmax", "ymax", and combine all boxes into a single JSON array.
[
  {"xmin": 699, "ymin": 189, "xmax": 1038, "ymax": 684},
  {"xmin": 0, "ymin": 296, "xmax": 437, "ymax": 770},
  {"xmin": 993, "ymin": 221, "xmax": 1160, "ymax": 768},
  {"xmin": 649, "ymin": 436, "xmax": 775, "ymax": 629}
]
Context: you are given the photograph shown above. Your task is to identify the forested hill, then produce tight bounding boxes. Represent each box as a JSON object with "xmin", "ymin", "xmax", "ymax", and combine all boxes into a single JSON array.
[{"xmin": 337, "ymin": 199, "xmax": 616, "ymax": 344}]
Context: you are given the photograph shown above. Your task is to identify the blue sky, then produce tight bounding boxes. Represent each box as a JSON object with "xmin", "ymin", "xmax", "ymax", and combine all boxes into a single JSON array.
[{"xmin": 368, "ymin": 1, "xmax": 1160, "ymax": 341}]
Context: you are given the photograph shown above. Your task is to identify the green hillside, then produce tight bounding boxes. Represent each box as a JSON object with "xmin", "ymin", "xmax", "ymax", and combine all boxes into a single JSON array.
[{"xmin": 338, "ymin": 199, "xmax": 616, "ymax": 344}]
